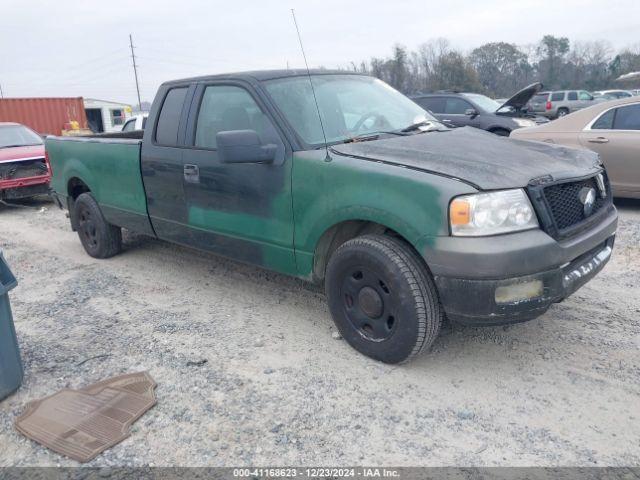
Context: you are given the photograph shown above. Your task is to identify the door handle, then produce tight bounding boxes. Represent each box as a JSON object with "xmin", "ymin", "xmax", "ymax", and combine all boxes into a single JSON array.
[
  {"xmin": 183, "ymin": 164, "xmax": 200, "ymax": 183},
  {"xmin": 588, "ymin": 137, "xmax": 609, "ymax": 144}
]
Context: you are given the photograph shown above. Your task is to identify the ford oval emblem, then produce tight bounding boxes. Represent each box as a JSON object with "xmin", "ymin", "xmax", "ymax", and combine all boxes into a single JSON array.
[{"xmin": 579, "ymin": 187, "xmax": 596, "ymax": 216}]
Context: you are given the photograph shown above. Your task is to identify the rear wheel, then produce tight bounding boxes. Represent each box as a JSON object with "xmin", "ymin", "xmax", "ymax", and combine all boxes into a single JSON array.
[
  {"xmin": 557, "ymin": 108, "xmax": 569, "ymax": 118},
  {"xmin": 73, "ymin": 193, "xmax": 122, "ymax": 258},
  {"xmin": 325, "ymin": 234, "xmax": 442, "ymax": 364}
]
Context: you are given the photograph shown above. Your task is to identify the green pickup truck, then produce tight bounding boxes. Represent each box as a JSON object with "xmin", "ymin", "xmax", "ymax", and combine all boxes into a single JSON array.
[{"xmin": 46, "ymin": 70, "xmax": 617, "ymax": 363}]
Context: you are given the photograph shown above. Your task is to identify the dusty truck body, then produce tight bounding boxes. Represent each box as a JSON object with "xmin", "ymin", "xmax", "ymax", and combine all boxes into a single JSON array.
[{"xmin": 46, "ymin": 70, "xmax": 617, "ymax": 363}]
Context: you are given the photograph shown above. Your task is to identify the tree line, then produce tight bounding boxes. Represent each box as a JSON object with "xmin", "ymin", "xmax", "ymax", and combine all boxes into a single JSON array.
[{"xmin": 351, "ymin": 36, "xmax": 640, "ymax": 98}]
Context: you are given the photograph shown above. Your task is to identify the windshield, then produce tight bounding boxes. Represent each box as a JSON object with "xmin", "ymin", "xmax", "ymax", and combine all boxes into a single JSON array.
[
  {"xmin": 0, "ymin": 125, "xmax": 43, "ymax": 148},
  {"xmin": 462, "ymin": 93, "xmax": 502, "ymax": 112},
  {"xmin": 263, "ymin": 75, "xmax": 436, "ymax": 146}
]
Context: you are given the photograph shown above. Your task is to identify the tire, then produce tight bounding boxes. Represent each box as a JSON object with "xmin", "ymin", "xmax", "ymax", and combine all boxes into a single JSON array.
[
  {"xmin": 325, "ymin": 234, "xmax": 443, "ymax": 364},
  {"xmin": 557, "ymin": 108, "xmax": 569, "ymax": 118},
  {"xmin": 490, "ymin": 128, "xmax": 510, "ymax": 137},
  {"xmin": 73, "ymin": 192, "xmax": 122, "ymax": 258}
]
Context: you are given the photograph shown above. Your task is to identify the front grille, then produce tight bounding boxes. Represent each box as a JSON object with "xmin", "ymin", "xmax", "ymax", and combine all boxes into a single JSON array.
[
  {"xmin": 0, "ymin": 158, "xmax": 48, "ymax": 180},
  {"xmin": 530, "ymin": 172, "xmax": 613, "ymax": 239},
  {"xmin": 543, "ymin": 175, "xmax": 608, "ymax": 230}
]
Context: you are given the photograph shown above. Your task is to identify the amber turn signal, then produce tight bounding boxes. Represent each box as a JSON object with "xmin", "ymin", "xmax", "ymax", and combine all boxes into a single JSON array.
[{"xmin": 450, "ymin": 199, "xmax": 471, "ymax": 225}]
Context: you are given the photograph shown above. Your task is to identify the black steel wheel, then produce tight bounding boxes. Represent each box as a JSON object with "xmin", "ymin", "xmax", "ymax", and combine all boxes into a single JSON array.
[
  {"xmin": 73, "ymin": 193, "xmax": 122, "ymax": 258},
  {"xmin": 326, "ymin": 234, "xmax": 443, "ymax": 364}
]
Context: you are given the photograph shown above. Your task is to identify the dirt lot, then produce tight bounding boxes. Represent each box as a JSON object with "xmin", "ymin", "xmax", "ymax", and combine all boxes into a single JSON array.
[{"xmin": 0, "ymin": 197, "xmax": 639, "ymax": 467}]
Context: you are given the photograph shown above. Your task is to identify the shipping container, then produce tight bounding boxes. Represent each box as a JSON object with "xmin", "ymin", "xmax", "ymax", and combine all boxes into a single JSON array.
[{"xmin": 0, "ymin": 97, "xmax": 88, "ymax": 136}]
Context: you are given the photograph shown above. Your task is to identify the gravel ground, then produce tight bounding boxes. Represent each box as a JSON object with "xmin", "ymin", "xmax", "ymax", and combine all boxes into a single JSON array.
[{"xmin": 0, "ymin": 197, "xmax": 639, "ymax": 467}]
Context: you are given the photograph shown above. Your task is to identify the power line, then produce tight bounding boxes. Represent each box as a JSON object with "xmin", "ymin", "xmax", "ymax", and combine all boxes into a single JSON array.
[{"xmin": 130, "ymin": 34, "xmax": 142, "ymax": 111}]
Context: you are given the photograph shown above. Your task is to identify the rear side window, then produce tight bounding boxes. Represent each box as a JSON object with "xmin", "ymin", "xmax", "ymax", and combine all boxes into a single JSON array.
[
  {"xmin": 591, "ymin": 109, "xmax": 615, "ymax": 129},
  {"xmin": 551, "ymin": 92, "xmax": 564, "ymax": 101},
  {"xmin": 613, "ymin": 104, "xmax": 640, "ymax": 130},
  {"xmin": 155, "ymin": 87, "xmax": 188, "ymax": 145},
  {"xmin": 415, "ymin": 97, "xmax": 445, "ymax": 114},
  {"xmin": 444, "ymin": 97, "xmax": 473, "ymax": 114},
  {"xmin": 567, "ymin": 91, "xmax": 578, "ymax": 101},
  {"xmin": 533, "ymin": 93, "xmax": 549, "ymax": 102}
]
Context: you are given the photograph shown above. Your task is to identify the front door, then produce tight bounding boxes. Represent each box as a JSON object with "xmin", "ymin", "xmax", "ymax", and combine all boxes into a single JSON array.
[
  {"xmin": 181, "ymin": 82, "xmax": 296, "ymax": 275},
  {"xmin": 579, "ymin": 103, "xmax": 640, "ymax": 196},
  {"xmin": 439, "ymin": 97, "xmax": 482, "ymax": 128}
]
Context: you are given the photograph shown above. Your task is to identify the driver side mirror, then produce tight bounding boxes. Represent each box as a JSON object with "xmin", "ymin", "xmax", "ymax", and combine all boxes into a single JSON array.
[
  {"xmin": 465, "ymin": 108, "xmax": 478, "ymax": 117},
  {"xmin": 216, "ymin": 130, "xmax": 277, "ymax": 164}
]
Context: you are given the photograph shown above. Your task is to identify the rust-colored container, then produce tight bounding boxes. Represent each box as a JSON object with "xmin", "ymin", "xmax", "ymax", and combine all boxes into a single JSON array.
[{"xmin": 0, "ymin": 98, "xmax": 88, "ymax": 136}]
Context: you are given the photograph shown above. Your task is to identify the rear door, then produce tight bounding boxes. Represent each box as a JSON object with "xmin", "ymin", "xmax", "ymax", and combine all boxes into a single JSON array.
[
  {"xmin": 141, "ymin": 84, "xmax": 194, "ymax": 243},
  {"xmin": 579, "ymin": 103, "xmax": 640, "ymax": 196},
  {"xmin": 180, "ymin": 81, "xmax": 296, "ymax": 274},
  {"xmin": 566, "ymin": 91, "xmax": 579, "ymax": 111}
]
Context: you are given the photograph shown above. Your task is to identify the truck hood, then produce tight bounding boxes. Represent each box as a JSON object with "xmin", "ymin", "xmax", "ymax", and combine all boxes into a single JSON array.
[
  {"xmin": 331, "ymin": 127, "xmax": 601, "ymax": 190},
  {"xmin": 0, "ymin": 144, "xmax": 45, "ymax": 163}
]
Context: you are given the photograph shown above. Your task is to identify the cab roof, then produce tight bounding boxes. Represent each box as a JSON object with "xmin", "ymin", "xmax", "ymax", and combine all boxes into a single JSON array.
[{"xmin": 162, "ymin": 69, "xmax": 364, "ymax": 86}]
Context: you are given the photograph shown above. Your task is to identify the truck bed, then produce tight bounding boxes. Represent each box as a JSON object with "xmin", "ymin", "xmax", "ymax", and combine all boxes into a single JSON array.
[{"xmin": 46, "ymin": 134, "xmax": 154, "ymax": 236}]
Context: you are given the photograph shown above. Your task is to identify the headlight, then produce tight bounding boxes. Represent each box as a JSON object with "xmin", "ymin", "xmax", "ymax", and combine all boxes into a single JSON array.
[
  {"xmin": 514, "ymin": 118, "xmax": 536, "ymax": 128},
  {"xmin": 449, "ymin": 189, "xmax": 539, "ymax": 236}
]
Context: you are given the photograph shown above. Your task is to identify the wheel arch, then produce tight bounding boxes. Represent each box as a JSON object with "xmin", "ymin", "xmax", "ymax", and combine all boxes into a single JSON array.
[
  {"xmin": 66, "ymin": 177, "xmax": 92, "ymax": 231},
  {"xmin": 311, "ymin": 218, "xmax": 422, "ymax": 283},
  {"xmin": 487, "ymin": 126, "xmax": 512, "ymax": 136}
]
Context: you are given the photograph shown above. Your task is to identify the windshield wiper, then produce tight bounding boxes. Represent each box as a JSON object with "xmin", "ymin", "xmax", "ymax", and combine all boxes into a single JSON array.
[
  {"xmin": 343, "ymin": 130, "xmax": 407, "ymax": 144},
  {"xmin": 400, "ymin": 120, "xmax": 448, "ymax": 133}
]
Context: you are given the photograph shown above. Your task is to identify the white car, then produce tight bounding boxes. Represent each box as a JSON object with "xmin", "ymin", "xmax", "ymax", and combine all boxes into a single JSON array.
[
  {"xmin": 593, "ymin": 90, "xmax": 634, "ymax": 100},
  {"xmin": 120, "ymin": 113, "xmax": 148, "ymax": 132}
]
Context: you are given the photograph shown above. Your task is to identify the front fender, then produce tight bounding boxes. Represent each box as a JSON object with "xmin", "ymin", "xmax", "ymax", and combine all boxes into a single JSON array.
[{"xmin": 292, "ymin": 150, "xmax": 476, "ymax": 277}]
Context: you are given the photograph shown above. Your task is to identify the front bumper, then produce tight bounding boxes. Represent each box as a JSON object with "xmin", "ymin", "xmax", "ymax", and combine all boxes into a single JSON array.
[
  {"xmin": 0, "ymin": 182, "xmax": 50, "ymax": 200},
  {"xmin": 423, "ymin": 207, "xmax": 617, "ymax": 325}
]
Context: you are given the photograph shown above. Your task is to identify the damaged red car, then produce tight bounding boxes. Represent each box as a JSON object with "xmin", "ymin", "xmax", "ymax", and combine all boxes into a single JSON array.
[{"xmin": 0, "ymin": 122, "xmax": 51, "ymax": 201}]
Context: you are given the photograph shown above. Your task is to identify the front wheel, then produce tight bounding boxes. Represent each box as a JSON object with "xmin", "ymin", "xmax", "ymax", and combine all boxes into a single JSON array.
[
  {"xmin": 73, "ymin": 193, "xmax": 122, "ymax": 258},
  {"xmin": 325, "ymin": 235, "xmax": 443, "ymax": 364}
]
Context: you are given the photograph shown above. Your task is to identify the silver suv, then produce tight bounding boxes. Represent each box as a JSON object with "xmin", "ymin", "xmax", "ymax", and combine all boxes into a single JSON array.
[{"xmin": 529, "ymin": 90, "xmax": 599, "ymax": 119}]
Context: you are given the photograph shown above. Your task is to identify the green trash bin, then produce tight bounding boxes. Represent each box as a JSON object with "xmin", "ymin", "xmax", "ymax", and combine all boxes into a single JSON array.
[{"xmin": 0, "ymin": 250, "xmax": 23, "ymax": 401}]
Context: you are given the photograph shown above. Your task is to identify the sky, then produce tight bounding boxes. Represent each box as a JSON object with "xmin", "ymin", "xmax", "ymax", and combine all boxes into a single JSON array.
[{"xmin": 2, "ymin": 0, "xmax": 639, "ymax": 105}]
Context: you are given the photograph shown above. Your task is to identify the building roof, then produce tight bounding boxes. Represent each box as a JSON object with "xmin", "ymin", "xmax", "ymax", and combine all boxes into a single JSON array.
[{"xmin": 84, "ymin": 98, "xmax": 132, "ymax": 107}]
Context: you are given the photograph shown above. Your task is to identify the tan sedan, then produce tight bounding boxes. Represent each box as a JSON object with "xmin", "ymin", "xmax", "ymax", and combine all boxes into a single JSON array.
[{"xmin": 512, "ymin": 96, "xmax": 640, "ymax": 198}]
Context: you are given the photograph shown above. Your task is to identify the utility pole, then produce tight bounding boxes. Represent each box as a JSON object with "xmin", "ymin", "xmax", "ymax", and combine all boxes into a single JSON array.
[
  {"xmin": 129, "ymin": 34, "xmax": 142, "ymax": 111},
  {"xmin": 0, "ymin": 82, "xmax": 4, "ymax": 99}
]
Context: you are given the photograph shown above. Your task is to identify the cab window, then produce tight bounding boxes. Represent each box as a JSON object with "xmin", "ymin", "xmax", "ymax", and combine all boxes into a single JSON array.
[
  {"xmin": 121, "ymin": 119, "xmax": 136, "ymax": 132},
  {"xmin": 194, "ymin": 85, "xmax": 276, "ymax": 150},
  {"xmin": 155, "ymin": 87, "xmax": 188, "ymax": 146}
]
